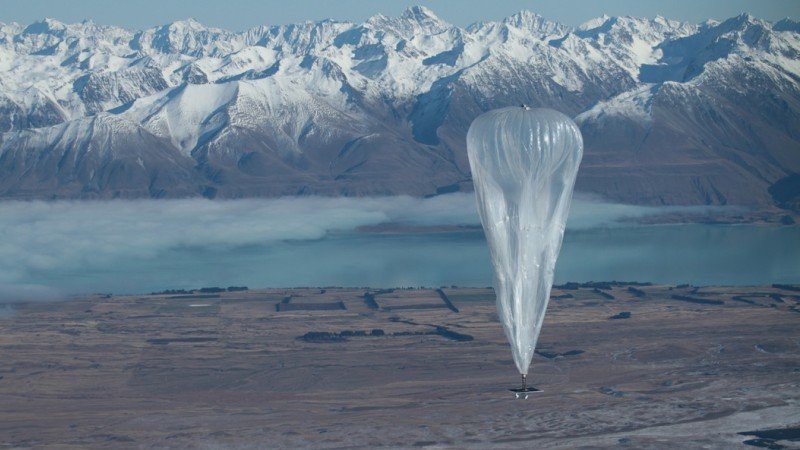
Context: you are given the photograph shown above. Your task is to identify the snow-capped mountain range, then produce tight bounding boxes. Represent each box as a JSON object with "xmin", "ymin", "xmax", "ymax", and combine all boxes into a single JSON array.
[{"xmin": 0, "ymin": 6, "xmax": 798, "ymax": 208}]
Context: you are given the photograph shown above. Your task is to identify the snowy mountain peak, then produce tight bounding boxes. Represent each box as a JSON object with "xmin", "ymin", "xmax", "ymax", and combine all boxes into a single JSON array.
[
  {"xmin": 402, "ymin": 5, "xmax": 439, "ymax": 22},
  {"xmin": 720, "ymin": 12, "xmax": 769, "ymax": 31},
  {"xmin": 132, "ymin": 17, "xmax": 237, "ymax": 57},
  {"xmin": 502, "ymin": 10, "xmax": 567, "ymax": 36},
  {"xmin": 732, "ymin": 12, "xmax": 757, "ymax": 23},
  {"xmin": 578, "ymin": 15, "xmax": 611, "ymax": 31},
  {"xmin": 503, "ymin": 10, "xmax": 543, "ymax": 25},
  {"xmin": 22, "ymin": 17, "xmax": 67, "ymax": 35},
  {"xmin": 399, "ymin": 5, "xmax": 449, "ymax": 33},
  {"xmin": 774, "ymin": 18, "xmax": 800, "ymax": 33},
  {"xmin": 159, "ymin": 17, "xmax": 219, "ymax": 35}
]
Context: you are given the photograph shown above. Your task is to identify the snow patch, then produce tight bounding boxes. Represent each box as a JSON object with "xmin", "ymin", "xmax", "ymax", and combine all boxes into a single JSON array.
[{"xmin": 576, "ymin": 84, "xmax": 658, "ymax": 124}]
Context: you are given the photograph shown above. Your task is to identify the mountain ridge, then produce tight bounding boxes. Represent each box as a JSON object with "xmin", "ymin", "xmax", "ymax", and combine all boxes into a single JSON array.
[{"xmin": 0, "ymin": 7, "xmax": 798, "ymax": 210}]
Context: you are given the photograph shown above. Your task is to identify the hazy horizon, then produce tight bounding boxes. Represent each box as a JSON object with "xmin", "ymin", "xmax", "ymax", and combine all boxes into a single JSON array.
[{"xmin": 1, "ymin": 0, "xmax": 797, "ymax": 31}]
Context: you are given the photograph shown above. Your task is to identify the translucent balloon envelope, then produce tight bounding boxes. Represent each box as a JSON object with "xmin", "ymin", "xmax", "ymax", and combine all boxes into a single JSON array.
[{"xmin": 467, "ymin": 106, "xmax": 583, "ymax": 377}]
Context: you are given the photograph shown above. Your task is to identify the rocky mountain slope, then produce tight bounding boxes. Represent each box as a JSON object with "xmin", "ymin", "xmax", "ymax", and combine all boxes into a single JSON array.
[{"xmin": 0, "ymin": 7, "xmax": 798, "ymax": 209}]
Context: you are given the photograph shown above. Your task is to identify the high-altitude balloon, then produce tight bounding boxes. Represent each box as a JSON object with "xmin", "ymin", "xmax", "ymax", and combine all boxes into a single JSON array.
[{"xmin": 467, "ymin": 106, "xmax": 583, "ymax": 385}]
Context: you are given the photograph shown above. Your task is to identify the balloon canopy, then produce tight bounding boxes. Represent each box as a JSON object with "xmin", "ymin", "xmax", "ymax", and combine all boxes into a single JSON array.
[{"xmin": 467, "ymin": 106, "xmax": 583, "ymax": 376}]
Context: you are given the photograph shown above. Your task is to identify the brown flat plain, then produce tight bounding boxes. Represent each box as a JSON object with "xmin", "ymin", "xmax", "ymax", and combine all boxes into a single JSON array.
[{"xmin": 0, "ymin": 284, "xmax": 799, "ymax": 449}]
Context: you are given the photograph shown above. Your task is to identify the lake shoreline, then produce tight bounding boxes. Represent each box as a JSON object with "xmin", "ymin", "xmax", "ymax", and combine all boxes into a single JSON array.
[{"xmin": 354, "ymin": 211, "xmax": 800, "ymax": 235}]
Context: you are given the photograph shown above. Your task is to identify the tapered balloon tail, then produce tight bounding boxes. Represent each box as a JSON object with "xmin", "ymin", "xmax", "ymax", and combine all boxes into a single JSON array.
[{"xmin": 509, "ymin": 374, "xmax": 541, "ymax": 399}]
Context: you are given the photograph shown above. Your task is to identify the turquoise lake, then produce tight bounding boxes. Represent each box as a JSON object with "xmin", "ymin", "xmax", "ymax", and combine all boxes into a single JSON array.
[{"xmin": 24, "ymin": 224, "xmax": 800, "ymax": 295}]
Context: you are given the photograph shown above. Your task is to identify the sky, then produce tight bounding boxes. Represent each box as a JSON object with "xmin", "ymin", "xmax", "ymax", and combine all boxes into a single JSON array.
[{"xmin": 1, "ymin": 0, "xmax": 798, "ymax": 30}]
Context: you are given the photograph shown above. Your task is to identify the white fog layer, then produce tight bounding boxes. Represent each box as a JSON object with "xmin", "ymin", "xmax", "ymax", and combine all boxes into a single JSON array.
[{"xmin": 0, "ymin": 194, "xmax": 770, "ymax": 301}]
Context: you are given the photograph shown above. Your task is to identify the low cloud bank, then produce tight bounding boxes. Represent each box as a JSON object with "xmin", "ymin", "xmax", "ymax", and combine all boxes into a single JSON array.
[
  {"xmin": 0, "ymin": 194, "xmax": 734, "ymax": 301},
  {"xmin": 0, "ymin": 285, "xmax": 63, "ymax": 317},
  {"xmin": 566, "ymin": 193, "xmax": 734, "ymax": 229},
  {"xmin": 0, "ymin": 284, "xmax": 64, "ymax": 303}
]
